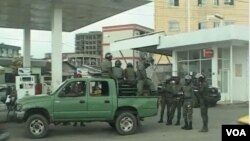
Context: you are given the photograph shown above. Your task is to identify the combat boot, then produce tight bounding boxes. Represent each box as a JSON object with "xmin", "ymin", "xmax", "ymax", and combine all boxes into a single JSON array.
[
  {"xmin": 199, "ymin": 120, "xmax": 208, "ymax": 132},
  {"xmin": 199, "ymin": 127, "xmax": 208, "ymax": 132},
  {"xmin": 181, "ymin": 120, "xmax": 188, "ymax": 130},
  {"xmin": 187, "ymin": 121, "xmax": 192, "ymax": 130},
  {"xmin": 158, "ymin": 119, "xmax": 163, "ymax": 123}
]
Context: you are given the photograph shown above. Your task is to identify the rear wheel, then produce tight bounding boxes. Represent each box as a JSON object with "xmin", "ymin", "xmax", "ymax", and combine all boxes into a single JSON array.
[
  {"xmin": 115, "ymin": 111, "xmax": 138, "ymax": 135},
  {"xmin": 26, "ymin": 114, "xmax": 49, "ymax": 139}
]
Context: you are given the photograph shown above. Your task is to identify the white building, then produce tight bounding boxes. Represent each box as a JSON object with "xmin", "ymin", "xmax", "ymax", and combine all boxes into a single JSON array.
[{"xmin": 110, "ymin": 25, "xmax": 249, "ymax": 103}]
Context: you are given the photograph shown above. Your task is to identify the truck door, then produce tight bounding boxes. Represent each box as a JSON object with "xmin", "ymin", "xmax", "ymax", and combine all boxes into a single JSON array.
[
  {"xmin": 87, "ymin": 80, "xmax": 113, "ymax": 119},
  {"xmin": 53, "ymin": 80, "xmax": 87, "ymax": 120}
]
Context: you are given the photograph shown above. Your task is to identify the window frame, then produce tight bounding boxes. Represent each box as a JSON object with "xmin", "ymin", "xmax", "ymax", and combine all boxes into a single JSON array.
[
  {"xmin": 89, "ymin": 81, "xmax": 109, "ymax": 97},
  {"xmin": 168, "ymin": 21, "xmax": 180, "ymax": 32},
  {"xmin": 169, "ymin": 0, "xmax": 179, "ymax": 6}
]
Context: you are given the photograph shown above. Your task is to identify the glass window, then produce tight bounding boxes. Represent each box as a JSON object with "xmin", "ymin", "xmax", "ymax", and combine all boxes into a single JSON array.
[
  {"xmin": 90, "ymin": 81, "xmax": 109, "ymax": 96},
  {"xmin": 214, "ymin": 21, "xmax": 220, "ymax": 28},
  {"xmin": 189, "ymin": 60, "xmax": 200, "ymax": 74},
  {"xmin": 198, "ymin": 22, "xmax": 206, "ymax": 30},
  {"xmin": 168, "ymin": 21, "xmax": 180, "ymax": 32},
  {"xmin": 169, "ymin": 0, "xmax": 179, "ymax": 6},
  {"xmin": 218, "ymin": 48, "xmax": 230, "ymax": 59},
  {"xmin": 59, "ymin": 81, "xmax": 86, "ymax": 97},
  {"xmin": 189, "ymin": 50, "xmax": 200, "ymax": 60},
  {"xmin": 177, "ymin": 51, "xmax": 188, "ymax": 61},
  {"xmin": 201, "ymin": 60, "xmax": 212, "ymax": 85},
  {"xmin": 213, "ymin": 0, "xmax": 219, "ymax": 5},
  {"xmin": 224, "ymin": 0, "xmax": 234, "ymax": 5},
  {"xmin": 177, "ymin": 62, "xmax": 188, "ymax": 77},
  {"xmin": 198, "ymin": 0, "xmax": 206, "ymax": 6}
]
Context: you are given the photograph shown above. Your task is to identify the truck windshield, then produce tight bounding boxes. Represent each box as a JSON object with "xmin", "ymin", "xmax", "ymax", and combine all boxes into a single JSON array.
[{"xmin": 50, "ymin": 80, "xmax": 67, "ymax": 95}]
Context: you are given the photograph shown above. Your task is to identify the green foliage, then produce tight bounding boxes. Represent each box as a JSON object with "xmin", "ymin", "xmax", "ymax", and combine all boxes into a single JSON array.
[{"xmin": 10, "ymin": 56, "xmax": 23, "ymax": 74}]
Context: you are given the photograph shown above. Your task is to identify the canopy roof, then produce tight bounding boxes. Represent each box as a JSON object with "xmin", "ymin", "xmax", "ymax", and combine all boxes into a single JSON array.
[{"xmin": 0, "ymin": 0, "xmax": 150, "ymax": 32}]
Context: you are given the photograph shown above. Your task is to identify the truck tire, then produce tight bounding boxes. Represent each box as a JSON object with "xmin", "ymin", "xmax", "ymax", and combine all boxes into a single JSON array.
[
  {"xmin": 26, "ymin": 114, "xmax": 49, "ymax": 139},
  {"xmin": 115, "ymin": 111, "xmax": 138, "ymax": 135}
]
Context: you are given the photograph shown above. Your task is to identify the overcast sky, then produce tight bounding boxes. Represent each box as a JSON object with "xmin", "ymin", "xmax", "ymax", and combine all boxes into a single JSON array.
[{"xmin": 0, "ymin": 2, "xmax": 154, "ymax": 59}]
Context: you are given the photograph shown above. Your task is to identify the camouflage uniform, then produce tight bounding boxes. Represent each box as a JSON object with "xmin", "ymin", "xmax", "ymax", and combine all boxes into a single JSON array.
[
  {"xmin": 100, "ymin": 59, "xmax": 112, "ymax": 78},
  {"xmin": 124, "ymin": 67, "xmax": 136, "ymax": 81},
  {"xmin": 100, "ymin": 53, "xmax": 113, "ymax": 78},
  {"xmin": 158, "ymin": 79, "xmax": 172, "ymax": 123},
  {"xmin": 181, "ymin": 75, "xmax": 194, "ymax": 130},
  {"xmin": 198, "ymin": 79, "xmax": 209, "ymax": 132},
  {"xmin": 112, "ymin": 67, "xmax": 124, "ymax": 81},
  {"xmin": 136, "ymin": 60, "xmax": 156, "ymax": 96},
  {"xmin": 168, "ymin": 78, "xmax": 183, "ymax": 125}
]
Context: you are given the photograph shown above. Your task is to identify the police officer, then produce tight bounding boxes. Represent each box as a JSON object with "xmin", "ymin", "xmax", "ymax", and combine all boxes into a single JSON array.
[
  {"xmin": 100, "ymin": 52, "xmax": 113, "ymax": 78},
  {"xmin": 158, "ymin": 75, "xmax": 172, "ymax": 123},
  {"xmin": 112, "ymin": 60, "xmax": 124, "ymax": 83},
  {"xmin": 136, "ymin": 58, "xmax": 156, "ymax": 96},
  {"xmin": 124, "ymin": 63, "xmax": 136, "ymax": 82},
  {"xmin": 195, "ymin": 73, "xmax": 209, "ymax": 132},
  {"xmin": 168, "ymin": 76, "xmax": 183, "ymax": 125},
  {"xmin": 181, "ymin": 75, "xmax": 194, "ymax": 130}
]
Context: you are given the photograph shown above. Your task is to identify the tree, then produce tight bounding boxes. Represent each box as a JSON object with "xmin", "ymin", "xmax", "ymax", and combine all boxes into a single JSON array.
[{"xmin": 10, "ymin": 56, "xmax": 23, "ymax": 75}]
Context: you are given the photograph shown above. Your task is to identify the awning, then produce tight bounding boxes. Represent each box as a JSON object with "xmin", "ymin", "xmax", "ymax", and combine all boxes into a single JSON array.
[
  {"xmin": 110, "ymin": 25, "xmax": 248, "ymax": 55},
  {"xmin": 0, "ymin": 0, "xmax": 151, "ymax": 32}
]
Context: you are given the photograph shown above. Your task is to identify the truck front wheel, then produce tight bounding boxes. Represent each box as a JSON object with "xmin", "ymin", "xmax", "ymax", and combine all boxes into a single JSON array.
[
  {"xmin": 26, "ymin": 114, "xmax": 49, "ymax": 138},
  {"xmin": 115, "ymin": 112, "xmax": 138, "ymax": 135}
]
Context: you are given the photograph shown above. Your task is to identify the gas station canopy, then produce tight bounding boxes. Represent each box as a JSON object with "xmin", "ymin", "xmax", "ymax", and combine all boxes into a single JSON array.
[{"xmin": 0, "ymin": 0, "xmax": 150, "ymax": 32}]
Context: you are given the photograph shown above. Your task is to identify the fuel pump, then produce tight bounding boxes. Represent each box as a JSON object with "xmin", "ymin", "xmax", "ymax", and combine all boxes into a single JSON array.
[
  {"xmin": 40, "ymin": 75, "xmax": 52, "ymax": 94},
  {"xmin": 15, "ymin": 75, "xmax": 35, "ymax": 99}
]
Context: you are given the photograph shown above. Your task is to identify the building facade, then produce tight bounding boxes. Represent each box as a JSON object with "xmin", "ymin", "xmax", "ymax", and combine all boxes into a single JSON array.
[
  {"xmin": 0, "ymin": 43, "xmax": 20, "ymax": 58},
  {"xmin": 154, "ymin": 0, "xmax": 248, "ymax": 64},
  {"xmin": 155, "ymin": 0, "xmax": 248, "ymax": 33},
  {"xmin": 75, "ymin": 31, "xmax": 102, "ymax": 66},
  {"xmin": 102, "ymin": 24, "xmax": 154, "ymax": 69}
]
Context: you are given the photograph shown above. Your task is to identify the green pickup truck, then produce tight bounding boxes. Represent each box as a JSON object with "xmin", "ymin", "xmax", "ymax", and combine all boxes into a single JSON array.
[{"xmin": 15, "ymin": 78, "xmax": 158, "ymax": 138}]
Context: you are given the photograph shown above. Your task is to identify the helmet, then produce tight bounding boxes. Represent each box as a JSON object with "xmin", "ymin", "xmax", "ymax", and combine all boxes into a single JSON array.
[
  {"xmin": 195, "ymin": 73, "xmax": 206, "ymax": 82},
  {"xmin": 195, "ymin": 73, "xmax": 204, "ymax": 79},
  {"xmin": 115, "ymin": 60, "xmax": 122, "ymax": 67},
  {"xmin": 127, "ymin": 63, "xmax": 133, "ymax": 68},
  {"xmin": 185, "ymin": 75, "xmax": 192, "ymax": 84},
  {"xmin": 185, "ymin": 75, "xmax": 192, "ymax": 80},
  {"xmin": 105, "ymin": 52, "xmax": 112, "ymax": 60}
]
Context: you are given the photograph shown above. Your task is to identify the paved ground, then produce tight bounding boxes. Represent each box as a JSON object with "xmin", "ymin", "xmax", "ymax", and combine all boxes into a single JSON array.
[{"xmin": 0, "ymin": 102, "xmax": 249, "ymax": 141}]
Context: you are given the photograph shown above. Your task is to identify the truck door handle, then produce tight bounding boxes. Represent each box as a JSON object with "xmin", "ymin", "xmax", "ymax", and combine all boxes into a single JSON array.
[
  {"xmin": 79, "ymin": 100, "xmax": 85, "ymax": 103},
  {"xmin": 104, "ymin": 100, "xmax": 110, "ymax": 103}
]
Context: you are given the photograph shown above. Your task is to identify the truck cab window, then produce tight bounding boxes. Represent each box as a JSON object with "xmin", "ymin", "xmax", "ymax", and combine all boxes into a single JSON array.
[
  {"xmin": 59, "ymin": 81, "xmax": 86, "ymax": 97},
  {"xmin": 90, "ymin": 81, "xmax": 109, "ymax": 96}
]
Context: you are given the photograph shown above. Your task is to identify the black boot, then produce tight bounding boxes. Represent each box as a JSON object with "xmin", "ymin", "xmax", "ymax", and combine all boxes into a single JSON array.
[
  {"xmin": 187, "ymin": 121, "xmax": 192, "ymax": 130},
  {"xmin": 158, "ymin": 119, "xmax": 163, "ymax": 123},
  {"xmin": 181, "ymin": 120, "xmax": 188, "ymax": 130},
  {"xmin": 175, "ymin": 120, "xmax": 180, "ymax": 126},
  {"xmin": 199, "ymin": 120, "xmax": 208, "ymax": 132}
]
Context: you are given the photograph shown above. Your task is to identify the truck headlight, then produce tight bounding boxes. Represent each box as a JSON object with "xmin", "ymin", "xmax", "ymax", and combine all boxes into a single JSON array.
[{"xmin": 16, "ymin": 104, "xmax": 23, "ymax": 111}]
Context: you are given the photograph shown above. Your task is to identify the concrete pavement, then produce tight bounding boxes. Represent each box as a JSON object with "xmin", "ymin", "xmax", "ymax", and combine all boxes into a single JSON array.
[{"xmin": 2, "ymin": 102, "xmax": 248, "ymax": 141}]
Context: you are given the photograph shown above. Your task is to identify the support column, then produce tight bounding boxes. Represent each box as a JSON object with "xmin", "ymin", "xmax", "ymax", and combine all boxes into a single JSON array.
[
  {"xmin": 172, "ymin": 50, "xmax": 178, "ymax": 76},
  {"xmin": 23, "ymin": 27, "xmax": 31, "ymax": 68},
  {"xmin": 230, "ymin": 45, "xmax": 233, "ymax": 104},
  {"xmin": 212, "ymin": 47, "xmax": 218, "ymax": 87},
  {"xmin": 51, "ymin": 1, "xmax": 62, "ymax": 90}
]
